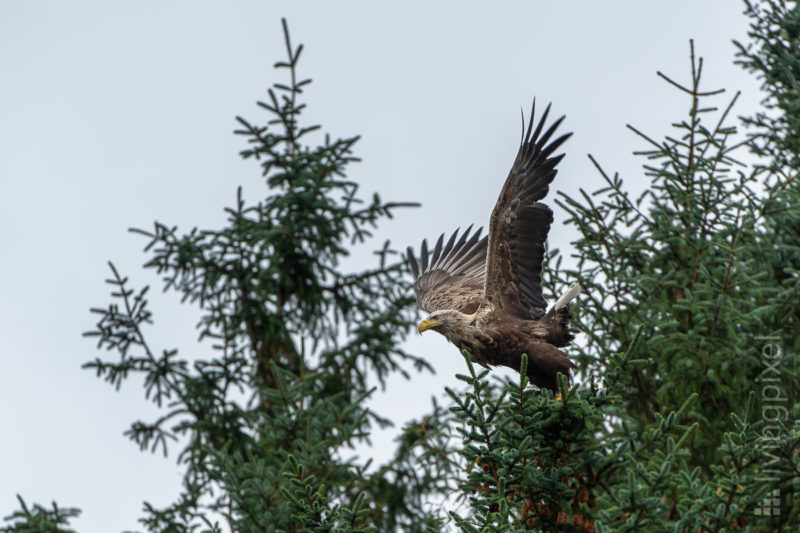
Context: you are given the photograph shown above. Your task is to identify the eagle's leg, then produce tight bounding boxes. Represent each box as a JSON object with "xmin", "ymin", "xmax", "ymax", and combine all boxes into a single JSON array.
[{"xmin": 524, "ymin": 342, "xmax": 575, "ymax": 392}]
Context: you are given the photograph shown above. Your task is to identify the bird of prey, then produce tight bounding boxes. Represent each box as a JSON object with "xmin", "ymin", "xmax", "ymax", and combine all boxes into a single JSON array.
[{"xmin": 406, "ymin": 102, "xmax": 580, "ymax": 391}]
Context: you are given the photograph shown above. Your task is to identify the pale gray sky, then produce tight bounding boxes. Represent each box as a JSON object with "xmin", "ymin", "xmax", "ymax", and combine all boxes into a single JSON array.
[{"xmin": 1, "ymin": 2, "xmax": 761, "ymax": 531}]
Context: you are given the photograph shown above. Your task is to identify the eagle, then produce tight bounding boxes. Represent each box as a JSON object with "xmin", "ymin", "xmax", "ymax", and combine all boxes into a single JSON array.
[{"xmin": 406, "ymin": 102, "xmax": 581, "ymax": 391}]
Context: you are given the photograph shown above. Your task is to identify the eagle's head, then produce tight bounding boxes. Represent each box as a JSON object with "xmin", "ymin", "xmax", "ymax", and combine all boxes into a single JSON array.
[
  {"xmin": 418, "ymin": 309, "xmax": 487, "ymax": 352},
  {"xmin": 418, "ymin": 310, "xmax": 472, "ymax": 337}
]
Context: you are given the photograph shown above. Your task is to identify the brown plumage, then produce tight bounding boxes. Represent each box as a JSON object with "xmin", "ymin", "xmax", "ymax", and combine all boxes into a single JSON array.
[{"xmin": 406, "ymin": 101, "xmax": 580, "ymax": 391}]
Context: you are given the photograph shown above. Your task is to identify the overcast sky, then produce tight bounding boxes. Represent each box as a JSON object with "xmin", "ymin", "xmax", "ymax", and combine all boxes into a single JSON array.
[{"xmin": 1, "ymin": 2, "xmax": 762, "ymax": 531}]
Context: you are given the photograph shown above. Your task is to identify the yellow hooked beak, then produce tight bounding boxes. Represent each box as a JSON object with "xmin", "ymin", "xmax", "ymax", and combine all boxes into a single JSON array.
[{"xmin": 418, "ymin": 317, "xmax": 439, "ymax": 334}]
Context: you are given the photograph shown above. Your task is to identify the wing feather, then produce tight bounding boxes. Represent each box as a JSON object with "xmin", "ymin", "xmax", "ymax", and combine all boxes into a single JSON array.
[
  {"xmin": 406, "ymin": 225, "xmax": 487, "ymax": 314},
  {"xmin": 483, "ymin": 101, "xmax": 571, "ymax": 319}
]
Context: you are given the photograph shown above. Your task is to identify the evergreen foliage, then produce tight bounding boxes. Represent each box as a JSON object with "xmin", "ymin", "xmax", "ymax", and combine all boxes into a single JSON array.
[
  {"xmin": 5, "ymin": 3, "xmax": 800, "ymax": 532},
  {"xmin": 1, "ymin": 497, "xmax": 80, "ymax": 533},
  {"xmin": 7, "ymin": 19, "xmax": 456, "ymax": 533}
]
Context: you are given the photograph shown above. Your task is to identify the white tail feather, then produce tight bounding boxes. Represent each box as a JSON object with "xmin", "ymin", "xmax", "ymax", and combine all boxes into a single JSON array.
[{"xmin": 553, "ymin": 282, "xmax": 582, "ymax": 310}]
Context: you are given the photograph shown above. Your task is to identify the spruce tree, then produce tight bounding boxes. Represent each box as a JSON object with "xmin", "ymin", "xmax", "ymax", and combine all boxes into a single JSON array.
[
  {"xmin": 5, "ymin": 20, "xmax": 457, "ymax": 533},
  {"xmin": 444, "ymin": 1, "xmax": 800, "ymax": 530}
]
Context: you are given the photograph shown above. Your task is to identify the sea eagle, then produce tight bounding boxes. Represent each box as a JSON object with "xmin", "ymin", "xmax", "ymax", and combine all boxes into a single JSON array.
[{"xmin": 406, "ymin": 102, "xmax": 580, "ymax": 391}]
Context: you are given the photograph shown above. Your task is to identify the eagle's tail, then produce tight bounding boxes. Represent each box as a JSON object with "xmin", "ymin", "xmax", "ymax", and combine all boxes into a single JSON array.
[
  {"xmin": 541, "ymin": 281, "xmax": 581, "ymax": 347},
  {"xmin": 552, "ymin": 281, "xmax": 582, "ymax": 310}
]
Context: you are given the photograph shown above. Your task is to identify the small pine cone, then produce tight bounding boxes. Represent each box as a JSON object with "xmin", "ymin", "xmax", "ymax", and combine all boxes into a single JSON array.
[
  {"xmin": 522, "ymin": 498, "xmax": 533, "ymax": 518},
  {"xmin": 588, "ymin": 494, "xmax": 597, "ymax": 508},
  {"xmin": 572, "ymin": 512, "xmax": 584, "ymax": 527},
  {"xmin": 537, "ymin": 503, "xmax": 551, "ymax": 519},
  {"xmin": 556, "ymin": 511, "xmax": 568, "ymax": 525},
  {"xmin": 588, "ymin": 467, "xmax": 597, "ymax": 483},
  {"xmin": 578, "ymin": 487, "xmax": 589, "ymax": 503}
]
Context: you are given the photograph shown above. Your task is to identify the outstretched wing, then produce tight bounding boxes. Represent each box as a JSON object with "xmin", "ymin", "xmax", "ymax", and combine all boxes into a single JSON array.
[
  {"xmin": 406, "ymin": 225, "xmax": 487, "ymax": 314},
  {"xmin": 483, "ymin": 101, "xmax": 572, "ymax": 319}
]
